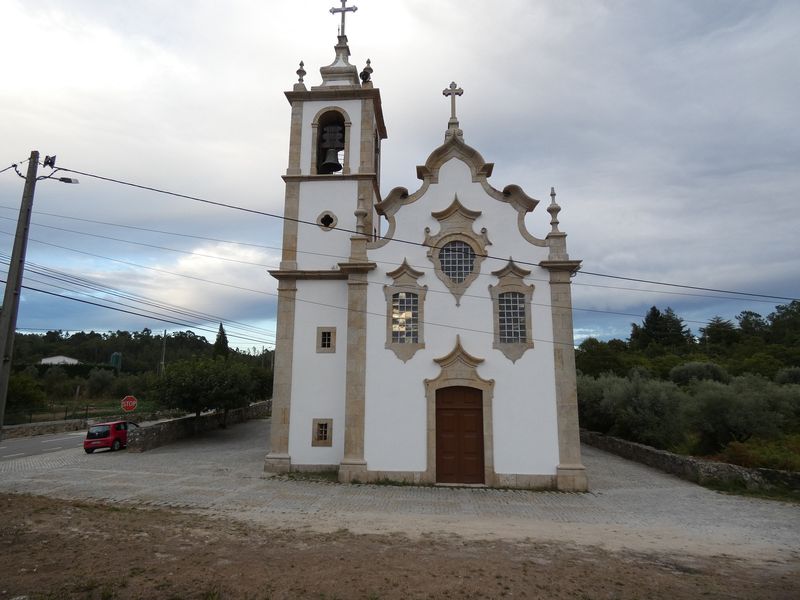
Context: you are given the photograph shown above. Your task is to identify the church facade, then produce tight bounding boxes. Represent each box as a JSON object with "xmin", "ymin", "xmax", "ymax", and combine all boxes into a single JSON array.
[{"xmin": 264, "ymin": 10, "xmax": 587, "ymax": 491}]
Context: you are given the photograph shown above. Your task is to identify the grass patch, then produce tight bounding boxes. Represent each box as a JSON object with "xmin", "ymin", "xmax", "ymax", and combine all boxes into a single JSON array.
[
  {"xmin": 702, "ymin": 479, "xmax": 800, "ymax": 504},
  {"xmin": 711, "ymin": 434, "xmax": 800, "ymax": 472},
  {"xmin": 279, "ymin": 470, "xmax": 339, "ymax": 483}
]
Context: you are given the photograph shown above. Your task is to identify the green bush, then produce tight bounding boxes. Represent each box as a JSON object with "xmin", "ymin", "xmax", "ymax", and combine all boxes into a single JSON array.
[
  {"xmin": 669, "ymin": 361, "xmax": 730, "ymax": 386},
  {"xmin": 775, "ymin": 367, "xmax": 800, "ymax": 385},
  {"xmin": 577, "ymin": 373, "xmax": 687, "ymax": 449},
  {"xmin": 7, "ymin": 372, "xmax": 47, "ymax": 412},
  {"xmin": 716, "ymin": 435, "xmax": 800, "ymax": 471},
  {"xmin": 577, "ymin": 373, "xmax": 615, "ymax": 433},
  {"xmin": 688, "ymin": 376, "xmax": 785, "ymax": 454},
  {"xmin": 87, "ymin": 368, "xmax": 115, "ymax": 398},
  {"xmin": 607, "ymin": 375, "xmax": 687, "ymax": 450}
]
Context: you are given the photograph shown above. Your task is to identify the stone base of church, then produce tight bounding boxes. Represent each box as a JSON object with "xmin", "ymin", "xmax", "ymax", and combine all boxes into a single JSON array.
[
  {"xmin": 266, "ymin": 458, "xmax": 587, "ymax": 491},
  {"xmin": 338, "ymin": 459, "xmax": 368, "ymax": 483},
  {"xmin": 556, "ymin": 464, "xmax": 588, "ymax": 492},
  {"xmin": 263, "ymin": 453, "xmax": 292, "ymax": 473},
  {"xmin": 337, "ymin": 467, "xmax": 580, "ymax": 491}
]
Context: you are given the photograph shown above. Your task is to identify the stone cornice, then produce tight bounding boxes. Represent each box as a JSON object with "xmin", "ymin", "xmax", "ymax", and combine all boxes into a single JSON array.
[
  {"xmin": 538, "ymin": 260, "xmax": 582, "ymax": 274},
  {"xmin": 282, "ymin": 173, "xmax": 378, "ymax": 182},
  {"xmin": 337, "ymin": 261, "xmax": 378, "ymax": 274},
  {"xmin": 269, "ymin": 269, "xmax": 348, "ymax": 281}
]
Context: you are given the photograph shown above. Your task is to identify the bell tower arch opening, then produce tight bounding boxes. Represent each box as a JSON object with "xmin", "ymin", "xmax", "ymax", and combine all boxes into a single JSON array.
[{"xmin": 315, "ymin": 109, "xmax": 348, "ymax": 175}]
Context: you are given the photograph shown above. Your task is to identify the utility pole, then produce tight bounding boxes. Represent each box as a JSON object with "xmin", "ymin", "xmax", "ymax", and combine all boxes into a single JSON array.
[
  {"xmin": 0, "ymin": 151, "xmax": 40, "ymax": 437},
  {"xmin": 159, "ymin": 329, "xmax": 167, "ymax": 376}
]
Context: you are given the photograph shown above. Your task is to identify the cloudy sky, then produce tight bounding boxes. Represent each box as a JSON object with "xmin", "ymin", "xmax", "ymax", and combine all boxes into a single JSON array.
[{"xmin": 1, "ymin": 0, "xmax": 798, "ymax": 351}]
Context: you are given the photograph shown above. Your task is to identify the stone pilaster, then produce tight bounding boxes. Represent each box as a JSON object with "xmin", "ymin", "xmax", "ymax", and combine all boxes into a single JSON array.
[
  {"xmin": 279, "ymin": 182, "xmax": 300, "ymax": 270},
  {"xmin": 286, "ymin": 101, "xmax": 304, "ymax": 176},
  {"xmin": 338, "ymin": 235, "xmax": 373, "ymax": 482},
  {"xmin": 541, "ymin": 260, "xmax": 588, "ymax": 492},
  {"xmin": 264, "ymin": 278, "xmax": 297, "ymax": 473}
]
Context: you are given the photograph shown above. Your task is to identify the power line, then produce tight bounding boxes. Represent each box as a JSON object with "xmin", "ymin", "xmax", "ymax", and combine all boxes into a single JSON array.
[
  {"xmin": 576, "ymin": 271, "xmax": 797, "ymax": 302},
  {"xmin": 0, "ymin": 254, "xmax": 275, "ymax": 342},
  {"xmin": 54, "ymin": 164, "xmax": 798, "ymax": 303},
  {"xmin": 2, "ymin": 206, "xmax": 794, "ymax": 309},
  {"xmin": 1, "ymin": 278, "xmax": 275, "ymax": 346},
  {"xmin": 2, "ymin": 207, "xmax": 792, "ymax": 317},
  {"xmin": 4, "ymin": 166, "xmax": 794, "ymax": 340},
  {"xmin": 0, "ymin": 228, "xmax": 779, "ymax": 332}
]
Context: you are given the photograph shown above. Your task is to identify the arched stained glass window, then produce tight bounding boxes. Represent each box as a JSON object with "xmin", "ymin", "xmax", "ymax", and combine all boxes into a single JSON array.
[{"xmin": 391, "ymin": 292, "xmax": 419, "ymax": 344}]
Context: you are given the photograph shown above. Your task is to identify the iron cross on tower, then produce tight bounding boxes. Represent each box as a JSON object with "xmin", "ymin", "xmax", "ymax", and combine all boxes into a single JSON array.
[
  {"xmin": 443, "ymin": 81, "xmax": 464, "ymax": 126},
  {"xmin": 330, "ymin": 0, "xmax": 358, "ymax": 37}
]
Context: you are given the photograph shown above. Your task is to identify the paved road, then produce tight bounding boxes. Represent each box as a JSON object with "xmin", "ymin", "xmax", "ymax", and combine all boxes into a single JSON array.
[
  {"xmin": 0, "ymin": 418, "xmax": 797, "ymax": 563},
  {"xmin": 0, "ymin": 430, "xmax": 85, "ymax": 460}
]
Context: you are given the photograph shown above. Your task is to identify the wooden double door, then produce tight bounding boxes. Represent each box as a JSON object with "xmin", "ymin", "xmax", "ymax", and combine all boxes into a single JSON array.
[{"xmin": 435, "ymin": 386, "xmax": 485, "ymax": 484}]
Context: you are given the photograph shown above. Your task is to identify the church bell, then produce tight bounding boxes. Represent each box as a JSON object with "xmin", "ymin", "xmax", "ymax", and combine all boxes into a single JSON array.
[
  {"xmin": 319, "ymin": 123, "xmax": 344, "ymax": 174},
  {"xmin": 320, "ymin": 148, "xmax": 343, "ymax": 174}
]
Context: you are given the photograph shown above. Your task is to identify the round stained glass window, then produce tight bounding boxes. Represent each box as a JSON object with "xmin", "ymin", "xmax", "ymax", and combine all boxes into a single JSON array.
[{"xmin": 439, "ymin": 240, "xmax": 476, "ymax": 283}]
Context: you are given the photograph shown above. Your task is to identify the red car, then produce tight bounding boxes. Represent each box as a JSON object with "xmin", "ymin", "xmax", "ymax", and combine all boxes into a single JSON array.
[{"xmin": 83, "ymin": 420, "xmax": 138, "ymax": 453}]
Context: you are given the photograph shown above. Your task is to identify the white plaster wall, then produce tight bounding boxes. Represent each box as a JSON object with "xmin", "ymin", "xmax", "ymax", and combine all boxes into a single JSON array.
[
  {"xmin": 295, "ymin": 180, "xmax": 359, "ymax": 270},
  {"xmin": 299, "ymin": 99, "xmax": 363, "ymax": 176},
  {"xmin": 364, "ymin": 157, "xmax": 561, "ymax": 475},
  {"xmin": 288, "ymin": 280, "xmax": 348, "ymax": 465}
]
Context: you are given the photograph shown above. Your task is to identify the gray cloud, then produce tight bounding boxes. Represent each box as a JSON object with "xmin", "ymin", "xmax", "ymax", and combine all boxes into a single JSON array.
[{"xmin": 1, "ymin": 0, "xmax": 798, "ymax": 347}]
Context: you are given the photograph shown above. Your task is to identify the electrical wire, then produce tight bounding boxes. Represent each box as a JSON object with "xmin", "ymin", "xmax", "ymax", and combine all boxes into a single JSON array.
[
  {"xmin": 1, "ymin": 210, "xmax": 791, "ymax": 312},
  {"xmin": 1, "ymin": 278, "xmax": 275, "ymax": 346},
  {"xmin": 0, "ymin": 225, "xmax": 782, "ymax": 333},
  {"xmin": 53, "ymin": 164, "xmax": 799, "ymax": 303},
  {"xmin": 0, "ymin": 229, "xmax": 729, "ymax": 331},
  {"xmin": 0, "ymin": 254, "xmax": 276, "ymax": 342}
]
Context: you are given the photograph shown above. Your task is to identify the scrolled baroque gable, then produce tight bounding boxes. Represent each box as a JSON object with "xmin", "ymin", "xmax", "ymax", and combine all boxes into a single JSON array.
[{"xmin": 424, "ymin": 195, "xmax": 491, "ymax": 305}]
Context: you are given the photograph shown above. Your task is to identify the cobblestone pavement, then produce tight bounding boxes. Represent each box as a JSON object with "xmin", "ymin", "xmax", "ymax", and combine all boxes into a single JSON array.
[{"xmin": 1, "ymin": 419, "xmax": 798, "ymax": 562}]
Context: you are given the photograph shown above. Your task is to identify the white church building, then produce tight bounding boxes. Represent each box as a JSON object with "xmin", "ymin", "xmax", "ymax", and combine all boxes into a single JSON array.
[{"xmin": 265, "ymin": 4, "xmax": 587, "ymax": 491}]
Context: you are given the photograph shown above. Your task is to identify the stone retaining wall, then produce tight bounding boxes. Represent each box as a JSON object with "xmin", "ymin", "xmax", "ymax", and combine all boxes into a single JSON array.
[
  {"xmin": 0, "ymin": 411, "xmax": 176, "ymax": 439},
  {"xmin": 581, "ymin": 429, "xmax": 800, "ymax": 494},
  {"xmin": 127, "ymin": 401, "xmax": 271, "ymax": 452}
]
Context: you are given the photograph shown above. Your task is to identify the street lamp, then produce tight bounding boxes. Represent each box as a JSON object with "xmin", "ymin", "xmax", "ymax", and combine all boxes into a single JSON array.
[{"xmin": 0, "ymin": 150, "xmax": 79, "ymax": 438}]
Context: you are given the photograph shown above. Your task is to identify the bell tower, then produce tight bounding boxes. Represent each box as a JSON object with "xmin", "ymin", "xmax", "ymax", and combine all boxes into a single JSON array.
[
  {"xmin": 265, "ymin": 1, "xmax": 386, "ymax": 476},
  {"xmin": 278, "ymin": 3, "xmax": 386, "ymax": 272}
]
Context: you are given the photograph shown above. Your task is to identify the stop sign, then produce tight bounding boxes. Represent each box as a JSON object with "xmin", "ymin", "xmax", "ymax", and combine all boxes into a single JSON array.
[{"xmin": 121, "ymin": 395, "xmax": 138, "ymax": 412}]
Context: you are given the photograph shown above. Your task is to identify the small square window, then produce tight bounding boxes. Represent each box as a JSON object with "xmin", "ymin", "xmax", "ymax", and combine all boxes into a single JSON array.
[
  {"xmin": 316, "ymin": 327, "xmax": 336, "ymax": 353},
  {"xmin": 312, "ymin": 418, "xmax": 333, "ymax": 447}
]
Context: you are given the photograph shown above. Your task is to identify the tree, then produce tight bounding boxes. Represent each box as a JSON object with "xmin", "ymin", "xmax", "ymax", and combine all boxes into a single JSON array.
[
  {"xmin": 629, "ymin": 306, "xmax": 693, "ymax": 353},
  {"xmin": 736, "ymin": 310, "xmax": 767, "ymax": 338},
  {"xmin": 688, "ymin": 377, "xmax": 785, "ymax": 454},
  {"xmin": 7, "ymin": 372, "xmax": 46, "ymax": 415},
  {"xmin": 575, "ymin": 338, "xmax": 628, "ymax": 377},
  {"xmin": 155, "ymin": 358, "xmax": 252, "ymax": 418},
  {"xmin": 87, "ymin": 368, "xmax": 115, "ymax": 398},
  {"xmin": 669, "ymin": 362, "xmax": 730, "ymax": 386},
  {"xmin": 213, "ymin": 323, "xmax": 229, "ymax": 360},
  {"xmin": 699, "ymin": 317, "xmax": 739, "ymax": 348},
  {"xmin": 767, "ymin": 301, "xmax": 800, "ymax": 346}
]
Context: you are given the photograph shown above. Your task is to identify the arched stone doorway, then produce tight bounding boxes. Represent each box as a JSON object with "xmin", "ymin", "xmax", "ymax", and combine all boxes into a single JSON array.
[
  {"xmin": 436, "ymin": 386, "xmax": 484, "ymax": 484},
  {"xmin": 424, "ymin": 336, "xmax": 495, "ymax": 485}
]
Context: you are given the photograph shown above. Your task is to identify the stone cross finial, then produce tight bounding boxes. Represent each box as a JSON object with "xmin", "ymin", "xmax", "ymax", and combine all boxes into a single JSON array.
[
  {"xmin": 443, "ymin": 81, "xmax": 464, "ymax": 125},
  {"xmin": 330, "ymin": 0, "xmax": 358, "ymax": 37}
]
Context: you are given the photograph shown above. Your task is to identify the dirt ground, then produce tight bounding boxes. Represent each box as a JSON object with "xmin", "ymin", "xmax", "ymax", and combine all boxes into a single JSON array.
[{"xmin": 1, "ymin": 493, "xmax": 798, "ymax": 600}]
